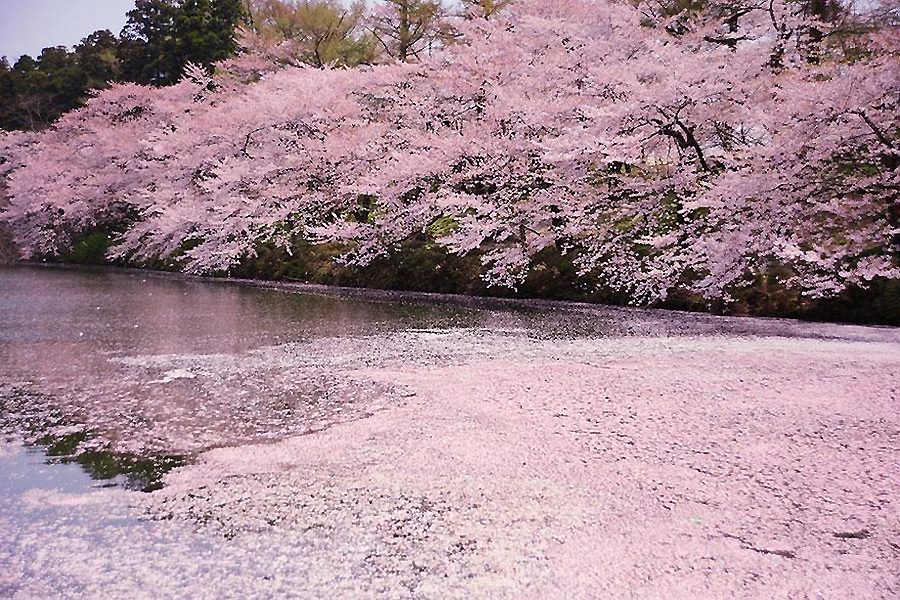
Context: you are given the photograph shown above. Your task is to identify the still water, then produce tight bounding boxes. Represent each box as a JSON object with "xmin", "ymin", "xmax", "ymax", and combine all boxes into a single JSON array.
[{"xmin": 1, "ymin": 263, "xmax": 896, "ymax": 488}]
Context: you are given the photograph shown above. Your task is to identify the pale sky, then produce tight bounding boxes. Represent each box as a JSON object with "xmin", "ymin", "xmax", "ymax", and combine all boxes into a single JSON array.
[{"xmin": 0, "ymin": 0, "xmax": 136, "ymax": 62}]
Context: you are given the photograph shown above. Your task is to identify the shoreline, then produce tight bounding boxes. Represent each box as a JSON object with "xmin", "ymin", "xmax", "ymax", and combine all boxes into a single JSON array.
[{"xmin": 7, "ymin": 260, "xmax": 899, "ymax": 332}]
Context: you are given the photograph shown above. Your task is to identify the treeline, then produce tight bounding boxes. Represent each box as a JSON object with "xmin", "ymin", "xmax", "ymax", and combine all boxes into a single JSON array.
[
  {"xmin": 0, "ymin": 0, "xmax": 486, "ymax": 131},
  {"xmin": 1, "ymin": 31, "xmax": 121, "ymax": 131},
  {"xmin": 0, "ymin": 0, "xmax": 245, "ymax": 131}
]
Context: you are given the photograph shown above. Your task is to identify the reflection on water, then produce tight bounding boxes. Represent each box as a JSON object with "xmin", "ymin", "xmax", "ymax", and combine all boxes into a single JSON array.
[
  {"xmin": 1, "ymin": 265, "xmax": 898, "ymax": 598},
  {"xmin": 0, "ymin": 387, "xmax": 183, "ymax": 491},
  {"xmin": 0, "ymin": 442, "xmax": 108, "ymax": 497},
  {"xmin": 0, "ymin": 265, "xmax": 480, "ymax": 355},
  {"xmin": 0, "ymin": 440, "xmax": 223, "ymax": 599},
  {"xmin": 1, "ymin": 265, "xmax": 470, "ymax": 463},
  {"xmin": 39, "ymin": 431, "xmax": 185, "ymax": 492}
]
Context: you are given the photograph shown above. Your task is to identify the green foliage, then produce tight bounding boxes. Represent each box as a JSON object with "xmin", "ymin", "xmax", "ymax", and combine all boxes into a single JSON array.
[
  {"xmin": 76, "ymin": 30, "xmax": 122, "ymax": 86},
  {"xmin": 39, "ymin": 430, "xmax": 186, "ymax": 492},
  {"xmin": 64, "ymin": 231, "xmax": 111, "ymax": 265},
  {"xmin": 39, "ymin": 431, "xmax": 89, "ymax": 456},
  {"xmin": 0, "ymin": 44, "xmax": 95, "ymax": 130},
  {"xmin": 346, "ymin": 195, "xmax": 378, "ymax": 223},
  {"xmin": 801, "ymin": 278, "xmax": 900, "ymax": 325},
  {"xmin": 721, "ymin": 265, "xmax": 810, "ymax": 317},
  {"xmin": 38, "ymin": 227, "xmax": 900, "ymax": 324},
  {"xmin": 246, "ymin": 0, "xmax": 379, "ymax": 67},
  {"xmin": 344, "ymin": 234, "xmax": 485, "ymax": 293},
  {"xmin": 371, "ymin": 0, "xmax": 447, "ymax": 62},
  {"xmin": 460, "ymin": 0, "xmax": 514, "ymax": 19},
  {"xmin": 71, "ymin": 450, "xmax": 186, "ymax": 491},
  {"xmin": 120, "ymin": 0, "xmax": 247, "ymax": 85},
  {"xmin": 229, "ymin": 233, "xmax": 485, "ymax": 294},
  {"xmin": 425, "ymin": 215, "xmax": 459, "ymax": 238},
  {"xmin": 515, "ymin": 245, "xmax": 595, "ymax": 301}
]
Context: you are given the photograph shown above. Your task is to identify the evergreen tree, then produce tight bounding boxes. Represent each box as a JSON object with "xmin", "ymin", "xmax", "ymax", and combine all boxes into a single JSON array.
[{"xmin": 120, "ymin": 0, "xmax": 246, "ymax": 85}]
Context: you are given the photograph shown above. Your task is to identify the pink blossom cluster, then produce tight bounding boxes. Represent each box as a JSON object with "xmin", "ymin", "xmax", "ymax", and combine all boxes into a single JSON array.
[{"xmin": 1, "ymin": 0, "xmax": 897, "ymax": 301}]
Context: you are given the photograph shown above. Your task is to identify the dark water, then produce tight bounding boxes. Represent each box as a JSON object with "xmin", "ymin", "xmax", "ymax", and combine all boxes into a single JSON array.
[{"xmin": 0, "ymin": 265, "xmax": 477, "ymax": 353}]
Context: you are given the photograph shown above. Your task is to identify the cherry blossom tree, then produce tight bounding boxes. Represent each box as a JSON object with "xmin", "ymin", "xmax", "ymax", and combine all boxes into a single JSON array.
[{"xmin": 0, "ymin": 0, "xmax": 896, "ymax": 306}]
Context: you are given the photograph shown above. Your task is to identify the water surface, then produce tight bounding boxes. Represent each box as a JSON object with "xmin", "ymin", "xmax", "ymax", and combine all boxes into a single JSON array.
[
  {"xmin": 2, "ymin": 264, "xmax": 896, "ymax": 466},
  {"xmin": 1, "ymin": 264, "xmax": 898, "ymax": 598}
]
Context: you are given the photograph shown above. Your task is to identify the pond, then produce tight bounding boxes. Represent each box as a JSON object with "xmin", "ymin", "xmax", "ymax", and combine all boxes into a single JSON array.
[{"xmin": 1, "ymin": 264, "xmax": 898, "ymax": 598}]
